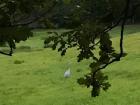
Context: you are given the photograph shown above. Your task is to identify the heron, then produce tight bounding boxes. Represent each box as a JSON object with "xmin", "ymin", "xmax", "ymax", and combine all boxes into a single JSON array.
[{"xmin": 64, "ymin": 62, "xmax": 71, "ymax": 78}]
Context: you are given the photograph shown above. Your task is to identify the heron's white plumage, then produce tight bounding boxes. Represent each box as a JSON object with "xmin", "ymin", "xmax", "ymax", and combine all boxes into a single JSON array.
[{"xmin": 64, "ymin": 68, "xmax": 71, "ymax": 78}]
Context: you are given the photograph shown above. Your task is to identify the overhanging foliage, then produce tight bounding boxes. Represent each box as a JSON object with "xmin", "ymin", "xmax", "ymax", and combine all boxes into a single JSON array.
[{"xmin": 45, "ymin": 0, "xmax": 140, "ymax": 97}]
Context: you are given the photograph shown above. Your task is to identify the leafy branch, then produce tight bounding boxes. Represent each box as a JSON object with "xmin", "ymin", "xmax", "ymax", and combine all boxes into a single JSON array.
[{"xmin": 44, "ymin": 0, "xmax": 137, "ymax": 97}]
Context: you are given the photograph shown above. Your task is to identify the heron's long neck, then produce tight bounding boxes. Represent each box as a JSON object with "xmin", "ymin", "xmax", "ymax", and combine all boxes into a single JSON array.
[{"xmin": 67, "ymin": 67, "xmax": 70, "ymax": 71}]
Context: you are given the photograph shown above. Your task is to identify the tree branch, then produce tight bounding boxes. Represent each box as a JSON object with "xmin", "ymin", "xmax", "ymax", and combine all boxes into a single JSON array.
[
  {"xmin": 0, "ymin": 47, "xmax": 12, "ymax": 56},
  {"xmin": 12, "ymin": 1, "xmax": 57, "ymax": 27},
  {"xmin": 93, "ymin": 0, "xmax": 131, "ymax": 77}
]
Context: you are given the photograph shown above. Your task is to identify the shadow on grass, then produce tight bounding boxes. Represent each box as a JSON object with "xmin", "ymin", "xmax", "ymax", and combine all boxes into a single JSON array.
[
  {"xmin": 0, "ymin": 46, "xmax": 44, "ymax": 55},
  {"xmin": 14, "ymin": 46, "xmax": 44, "ymax": 53},
  {"xmin": 110, "ymin": 70, "xmax": 140, "ymax": 80},
  {"xmin": 110, "ymin": 25, "xmax": 140, "ymax": 37}
]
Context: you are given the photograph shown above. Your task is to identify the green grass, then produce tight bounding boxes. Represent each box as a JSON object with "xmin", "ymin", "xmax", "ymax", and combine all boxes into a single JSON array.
[
  {"xmin": 0, "ymin": 25, "xmax": 140, "ymax": 105},
  {"xmin": 110, "ymin": 24, "xmax": 140, "ymax": 37}
]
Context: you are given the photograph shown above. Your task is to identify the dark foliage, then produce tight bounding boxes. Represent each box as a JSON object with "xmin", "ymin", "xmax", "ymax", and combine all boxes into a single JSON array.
[{"xmin": 44, "ymin": 0, "xmax": 140, "ymax": 97}]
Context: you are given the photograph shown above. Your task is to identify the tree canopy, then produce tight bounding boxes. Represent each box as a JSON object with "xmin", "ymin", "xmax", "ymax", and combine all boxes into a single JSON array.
[
  {"xmin": 0, "ymin": 0, "xmax": 57, "ymax": 55},
  {"xmin": 0, "ymin": 0, "xmax": 140, "ymax": 97}
]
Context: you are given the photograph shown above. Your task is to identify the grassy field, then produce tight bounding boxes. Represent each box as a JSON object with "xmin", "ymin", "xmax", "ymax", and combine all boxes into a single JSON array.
[{"xmin": 0, "ymin": 25, "xmax": 140, "ymax": 105}]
